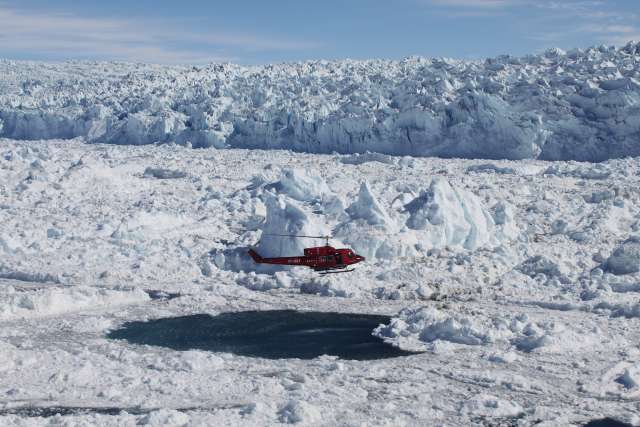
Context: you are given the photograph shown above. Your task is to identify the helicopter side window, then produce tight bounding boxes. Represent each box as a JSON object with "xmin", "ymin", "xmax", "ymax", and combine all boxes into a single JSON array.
[{"xmin": 347, "ymin": 251, "xmax": 354, "ymax": 259}]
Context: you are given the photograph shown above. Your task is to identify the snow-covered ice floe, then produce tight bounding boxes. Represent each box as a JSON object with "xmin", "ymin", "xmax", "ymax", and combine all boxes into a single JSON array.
[
  {"xmin": 0, "ymin": 141, "xmax": 637, "ymax": 425},
  {"xmin": 373, "ymin": 306, "xmax": 602, "ymax": 354}
]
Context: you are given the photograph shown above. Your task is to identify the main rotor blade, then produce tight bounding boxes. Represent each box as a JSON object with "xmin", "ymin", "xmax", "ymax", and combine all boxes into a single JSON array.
[{"xmin": 262, "ymin": 233, "xmax": 331, "ymax": 239}]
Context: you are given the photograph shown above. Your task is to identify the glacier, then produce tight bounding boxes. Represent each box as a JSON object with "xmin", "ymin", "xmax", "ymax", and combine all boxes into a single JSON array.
[{"xmin": 2, "ymin": 41, "xmax": 640, "ymax": 161}]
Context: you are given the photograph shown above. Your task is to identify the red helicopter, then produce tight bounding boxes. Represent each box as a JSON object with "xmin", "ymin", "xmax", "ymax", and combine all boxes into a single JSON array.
[{"xmin": 248, "ymin": 234, "xmax": 365, "ymax": 274}]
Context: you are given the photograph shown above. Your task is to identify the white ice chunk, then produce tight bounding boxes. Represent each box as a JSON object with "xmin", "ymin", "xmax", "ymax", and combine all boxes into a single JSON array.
[
  {"xmin": 271, "ymin": 168, "xmax": 332, "ymax": 202},
  {"xmin": 460, "ymin": 394, "xmax": 524, "ymax": 418},
  {"xmin": 404, "ymin": 177, "xmax": 497, "ymax": 250},
  {"xmin": 279, "ymin": 400, "xmax": 322, "ymax": 424},
  {"xmin": 0, "ymin": 286, "xmax": 149, "ymax": 320},
  {"xmin": 346, "ymin": 181, "xmax": 393, "ymax": 227},
  {"xmin": 604, "ymin": 237, "xmax": 640, "ymax": 275},
  {"xmin": 256, "ymin": 194, "xmax": 331, "ymax": 258}
]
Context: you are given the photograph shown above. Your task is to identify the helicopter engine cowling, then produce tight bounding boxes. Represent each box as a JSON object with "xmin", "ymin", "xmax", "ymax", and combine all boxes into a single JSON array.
[{"xmin": 304, "ymin": 246, "xmax": 336, "ymax": 257}]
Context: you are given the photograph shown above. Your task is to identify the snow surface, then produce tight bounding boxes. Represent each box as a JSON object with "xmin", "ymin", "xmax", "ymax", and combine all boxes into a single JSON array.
[
  {"xmin": 2, "ymin": 138, "xmax": 640, "ymax": 425},
  {"xmin": 3, "ymin": 43, "xmax": 640, "ymax": 426},
  {"xmin": 2, "ymin": 41, "xmax": 640, "ymax": 161},
  {"xmin": 0, "ymin": 285, "xmax": 149, "ymax": 320}
]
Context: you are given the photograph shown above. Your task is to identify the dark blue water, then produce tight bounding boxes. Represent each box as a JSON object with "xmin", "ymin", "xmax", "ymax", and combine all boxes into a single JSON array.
[
  {"xmin": 107, "ymin": 310, "xmax": 418, "ymax": 360},
  {"xmin": 0, "ymin": 407, "xmax": 150, "ymax": 417},
  {"xmin": 0, "ymin": 404, "xmax": 241, "ymax": 418},
  {"xmin": 144, "ymin": 289, "xmax": 181, "ymax": 301},
  {"xmin": 583, "ymin": 419, "xmax": 633, "ymax": 427}
]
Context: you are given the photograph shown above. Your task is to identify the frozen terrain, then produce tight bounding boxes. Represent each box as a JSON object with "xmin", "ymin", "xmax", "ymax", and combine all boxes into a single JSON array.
[
  {"xmin": 1, "ymin": 137, "xmax": 640, "ymax": 426},
  {"xmin": 1, "ymin": 41, "xmax": 640, "ymax": 161},
  {"xmin": 2, "ymin": 43, "xmax": 640, "ymax": 426}
]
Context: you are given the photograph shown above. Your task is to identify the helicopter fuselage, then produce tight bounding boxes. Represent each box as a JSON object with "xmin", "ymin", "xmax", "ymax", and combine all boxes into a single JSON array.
[{"xmin": 248, "ymin": 246, "xmax": 365, "ymax": 272}]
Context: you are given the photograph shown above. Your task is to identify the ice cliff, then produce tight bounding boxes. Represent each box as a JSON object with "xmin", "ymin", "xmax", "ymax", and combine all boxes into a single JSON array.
[{"xmin": 2, "ymin": 41, "xmax": 640, "ymax": 161}]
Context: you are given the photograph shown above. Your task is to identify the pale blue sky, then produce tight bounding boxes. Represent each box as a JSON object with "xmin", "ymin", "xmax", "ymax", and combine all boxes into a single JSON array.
[{"xmin": 0, "ymin": 0, "xmax": 638, "ymax": 64}]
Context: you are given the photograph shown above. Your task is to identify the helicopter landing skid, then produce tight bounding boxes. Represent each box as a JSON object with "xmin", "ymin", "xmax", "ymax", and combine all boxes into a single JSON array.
[{"xmin": 319, "ymin": 268, "xmax": 355, "ymax": 275}]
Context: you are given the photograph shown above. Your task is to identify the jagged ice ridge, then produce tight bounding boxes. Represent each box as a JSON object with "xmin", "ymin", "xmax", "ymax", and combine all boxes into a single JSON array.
[{"xmin": 1, "ymin": 42, "xmax": 640, "ymax": 161}]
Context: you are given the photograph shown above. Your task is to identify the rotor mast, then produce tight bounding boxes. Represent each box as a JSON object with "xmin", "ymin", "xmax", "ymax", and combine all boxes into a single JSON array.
[{"xmin": 262, "ymin": 233, "xmax": 331, "ymax": 246}]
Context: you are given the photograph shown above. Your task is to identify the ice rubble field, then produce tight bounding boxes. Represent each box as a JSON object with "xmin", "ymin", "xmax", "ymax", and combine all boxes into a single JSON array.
[
  {"xmin": 1, "ymin": 44, "xmax": 640, "ymax": 426},
  {"xmin": 1, "ymin": 41, "xmax": 640, "ymax": 162},
  {"xmin": 1, "ymin": 137, "xmax": 640, "ymax": 426}
]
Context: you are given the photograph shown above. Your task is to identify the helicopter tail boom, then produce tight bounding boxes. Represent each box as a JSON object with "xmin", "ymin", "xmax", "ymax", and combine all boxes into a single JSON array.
[
  {"xmin": 247, "ymin": 249, "xmax": 312, "ymax": 266},
  {"xmin": 248, "ymin": 249, "xmax": 264, "ymax": 263}
]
